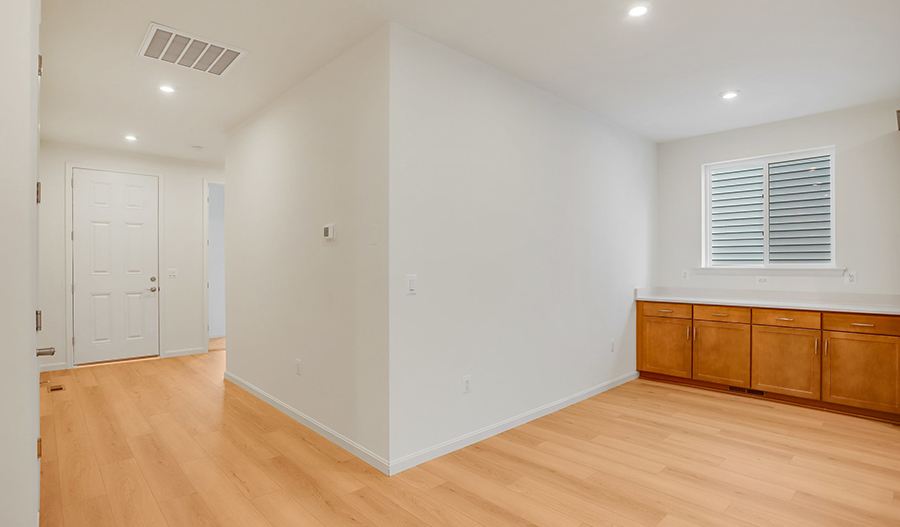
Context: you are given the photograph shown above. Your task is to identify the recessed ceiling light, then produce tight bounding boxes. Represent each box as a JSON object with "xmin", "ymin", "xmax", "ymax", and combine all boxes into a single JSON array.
[
  {"xmin": 720, "ymin": 90, "xmax": 740, "ymax": 100},
  {"xmin": 628, "ymin": 2, "xmax": 652, "ymax": 17},
  {"xmin": 159, "ymin": 85, "xmax": 176, "ymax": 93},
  {"xmin": 125, "ymin": 135, "xmax": 138, "ymax": 141}
]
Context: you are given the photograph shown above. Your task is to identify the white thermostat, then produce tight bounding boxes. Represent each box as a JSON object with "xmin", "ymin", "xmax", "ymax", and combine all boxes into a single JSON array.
[{"xmin": 323, "ymin": 223, "xmax": 335, "ymax": 240}]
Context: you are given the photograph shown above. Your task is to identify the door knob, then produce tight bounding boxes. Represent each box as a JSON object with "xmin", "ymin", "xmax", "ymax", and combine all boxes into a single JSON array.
[
  {"xmin": 146, "ymin": 286, "xmax": 157, "ymax": 293},
  {"xmin": 150, "ymin": 276, "xmax": 157, "ymax": 282}
]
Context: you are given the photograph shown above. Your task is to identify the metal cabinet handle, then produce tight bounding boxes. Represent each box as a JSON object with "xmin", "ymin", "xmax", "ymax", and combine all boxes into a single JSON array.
[
  {"xmin": 658, "ymin": 309, "xmax": 673, "ymax": 313},
  {"xmin": 824, "ymin": 340, "xmax": 828, "ymax": 357},
  {"xmin": 814, "ymin": 338, "xmax": 818, "ymax": 355},
  {"xmin": 686, "ymin": 327, "xmax": 690, "ymax": 341},
  {"xmin": 693, "ymin": 327, "xmax": 697, "ymax": 341},
  {"xmin": 851, "ymin": 323, "xmax": 874, "ymax": 327},
  {"xmin": 712, "ymin": 313, "xmax": 729, "ymax": 317},
  {"xmin": 775, "ymin": 317, "xmax": 794, "ymax": 321},
  {"xmin": 36, "ymin": 348, "xmax": 56, "ymax": 357}
]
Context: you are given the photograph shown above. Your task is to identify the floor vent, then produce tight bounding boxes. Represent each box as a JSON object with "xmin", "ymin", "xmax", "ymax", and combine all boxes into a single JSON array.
[
  {"xmin": 137, "ymin": 23, "xmax": 245, "ymax": 77},
  {"xmin": 748, "ymin": 389, "xmax": 765, "ymax": 396},
  {"xmin": 728, "ymin": 386, "xmax": 747, "ymax": 394},
  {"xmin": 48, "ymin": 385, "xmax": 65, "ymax": 393}
]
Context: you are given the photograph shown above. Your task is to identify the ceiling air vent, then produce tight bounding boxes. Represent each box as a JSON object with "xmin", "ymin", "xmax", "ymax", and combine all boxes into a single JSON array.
[{"xmin": 138, "ymin": 23, "xmax": 245, "ymax": 77}]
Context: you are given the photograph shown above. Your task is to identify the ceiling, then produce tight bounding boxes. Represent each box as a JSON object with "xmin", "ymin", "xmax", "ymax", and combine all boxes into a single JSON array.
[{"xmin": 41, "ymin": 0, "xmax": 900, "ymax": 164}]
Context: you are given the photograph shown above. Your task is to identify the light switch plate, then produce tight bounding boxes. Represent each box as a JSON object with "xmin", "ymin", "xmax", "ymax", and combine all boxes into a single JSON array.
[{"xmin": 406, "ymin": 275, "xmax": 417, "ymax": 295}]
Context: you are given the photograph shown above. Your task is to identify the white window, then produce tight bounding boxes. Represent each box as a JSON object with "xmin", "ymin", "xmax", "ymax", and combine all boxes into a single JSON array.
[{"xmin": 702, "ymin": 147, "xmax": 835, "ymax": 268}]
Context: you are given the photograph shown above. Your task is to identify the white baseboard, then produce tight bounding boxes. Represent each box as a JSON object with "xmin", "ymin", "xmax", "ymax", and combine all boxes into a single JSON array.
[
  {"xmin": 39, "ymin": 362, "xmax": 68, "ymax": 373},
  {"xmin": 388, "ymin": 370, "xmax": 639, "ymax": 474},
  {"xmin": 225, "ymin": 369, "xmax": 638, "ymax": 476},
  {"xmin": 163, "ymin": 347, "xmax": 207, "ymax": 359},
  {"xmin": 224, "ymin": 371, "xmax": 392, "ymax": 474}
]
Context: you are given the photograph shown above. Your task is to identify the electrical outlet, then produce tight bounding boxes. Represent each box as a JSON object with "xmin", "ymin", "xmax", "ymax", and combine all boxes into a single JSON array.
[
  {"xmin": 681, "ymin": 269, "xmax": 689, "ymax": 281},
  {"xmin": 462, "ymin": 374, "xmax": 471, "ymax": 394},
  {"xmin": 755, "ymin": 276, "xmax": 769, "ymax": 285},
  {"xmin": 167, "ymin": 268, "xmax": 178, "ymax": 278},
  {"xmin": 295, "ymin": 359, "xmax": 302, "ymax": 376},
  {"xmin": 609, "ymin": 339, "xmax": 616, "ymax": 353},
  {"xmin": 844, "ymin": 271, "xmax": 858, "ymax": 285}
]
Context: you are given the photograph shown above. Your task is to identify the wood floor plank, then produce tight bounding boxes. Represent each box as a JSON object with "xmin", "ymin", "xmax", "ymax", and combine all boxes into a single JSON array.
[
  {"xmin": 39, "ymin": 460, "xmax": 64, "ymax": 527},
  {"xmin": 53, "ymin": 397, "xmax": 107, "ymax": 505},
  {"xmin": 77, "ymin": 385, "xmax": 134, "ymax": 465},
  {"xmin": 179, "ymin": 457, "xmax": 275, "ymax": 527},
  {"xmin": 127, "ymin": 433, "xmax": 197, "ymax": 502},
  {"xmin": 250, "ymin": 490, "xmax": 326, "ymax": 527},
  {"xmin": 158, "ymin": 493, "xmax": 223, "ymax": 527},
  {"xmin": 38, "ymin": 352, "xmax": 900, "ymax": 527},
  {"xmin": 193, "ymin": 430, "xmax": 280, "ymax": 498},
  {"xmin": 147, "ymin": 413, "xmax": 208, "ymax": 464},
  {"xmin": 62, "ymin": 495, "xmax": 118, "ymax": 527},
  {"xmin": 99, "ymin": 458, "xmax": 169, "ymax": 527}
]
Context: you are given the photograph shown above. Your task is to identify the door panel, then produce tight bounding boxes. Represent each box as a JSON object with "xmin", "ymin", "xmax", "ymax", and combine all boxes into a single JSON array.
[
  {"xmin": 823, "ymin": 332, "xmax": 900, "ymax": 413},
  {"xmin": 752, "ymin": 326, "xmax": 821, "ymax": 399},
  {"xmin": 74, "ymin": 169, "xmax": 159, "ymax": 364},
  {"xmin": 692, "ymin": 320, "xmax": 751, "ymax": 387},
  {"xmin": 641, "ymin": 316, "xmax": 693, "ymax": 378}
]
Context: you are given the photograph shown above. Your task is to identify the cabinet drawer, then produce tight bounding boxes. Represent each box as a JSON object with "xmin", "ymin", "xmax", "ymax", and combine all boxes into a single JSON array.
[
  {"xmin": 642, "ymin": 302, "xmax": 692, "ymax": 320},
  {"xmin": 823, "ymin": 312, "xmax": 900, "ymax": 337},
  {"xmin": 752, "ymin": 308, "xmax": 821, "ymax": 330},
  {"xmin": 693, "ymin": 305, "xmax": 751, "ymax": 324}
]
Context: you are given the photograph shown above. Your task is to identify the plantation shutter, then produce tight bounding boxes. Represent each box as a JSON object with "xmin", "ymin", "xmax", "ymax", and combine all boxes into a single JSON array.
[
  {"xmin": 768, "ymin": 155, "xmax": 832, "ymax": 264},
  {"xmin": 710, "ymin": 165, "xmax": 765, "ymax": 265}
]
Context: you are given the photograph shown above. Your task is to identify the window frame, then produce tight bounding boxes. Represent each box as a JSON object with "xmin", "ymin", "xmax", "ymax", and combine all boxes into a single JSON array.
[{"xmin": 701, "ymin": 146, "xmax": 836, "ymax": 269}]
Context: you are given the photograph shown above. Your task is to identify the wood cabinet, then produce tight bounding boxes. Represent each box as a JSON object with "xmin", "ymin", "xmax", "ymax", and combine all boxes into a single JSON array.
[
  {"xmin": 692, "ymin": 320, "xmax": 751, "ymax": 387},
  {"xmin": 823, "ymin": 331, "xmax": 900, "ymax": 413},
  {"xmin": 637, "ymin": 299, "xmax": 900, "ymax": 421},
  {"xmin": 752, "ymin": 326, "xmax": 821, "ymax": 400},
  {"xmin": 640, "ymin": 315, "xmax": 693, "ymax": 379}
]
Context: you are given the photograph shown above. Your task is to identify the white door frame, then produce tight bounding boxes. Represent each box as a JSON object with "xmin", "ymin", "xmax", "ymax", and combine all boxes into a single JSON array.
[
  {"xmin": 202, "ymin": 180, "xmax": 225, "ymax": 350},
  {"xmin": 65, "ymin": 163, "xmax": 165, "ymax": 368}
]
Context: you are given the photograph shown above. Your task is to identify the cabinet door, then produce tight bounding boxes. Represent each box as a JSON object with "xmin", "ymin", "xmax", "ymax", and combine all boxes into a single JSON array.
[
  {"xmin": 692, "ymin": 320, "xmax": 751, "ymax": 387},
  {"xmin": 752, "ymin": 326, "xmax": 821, "ymax": 400},
  {"xmin": 641, "ymin": 316, "xmax": 693, "ymax": 378},
  {"xmin": 823, "ymin": 331, "xmax": 900, "ymax": 413}
]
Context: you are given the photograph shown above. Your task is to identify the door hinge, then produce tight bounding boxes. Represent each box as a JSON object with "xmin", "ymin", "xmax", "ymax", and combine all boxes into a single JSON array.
[
  {"xmin": 36, "ymin": 182, "xmax": 41, "ymax": 203},
  {"xmin": 36, "ymin": 310, "xmax": 42, "ymax": 332},
  {"xmin": 37, "ymin": 54, "xmax": 42, "ymax": 77},
  {"xmin": 71, "ymin": 284, "xmax": 74, "ymax": 293},
  {"xmin": 71, "ymin": 231, "xmax": 74, "ymax": 240},
  {"xmin": 37, "ymin": 438, "xmax": 42, "ymax": 459},
  {"xmin": 72, "ymin": 337, "xmax": 75, "ymax": 346}
]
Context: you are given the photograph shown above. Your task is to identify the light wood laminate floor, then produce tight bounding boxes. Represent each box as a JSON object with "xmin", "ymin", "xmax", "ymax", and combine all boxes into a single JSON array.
[{"xmin": 40, "ymin": 349, "xmax": 900, "ymax": 527}]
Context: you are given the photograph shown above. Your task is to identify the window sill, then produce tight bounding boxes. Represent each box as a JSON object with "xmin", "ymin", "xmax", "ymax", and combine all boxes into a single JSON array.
[{"xmin": 692, "ymin": 267, "xmax": 846, "ymax": 278}]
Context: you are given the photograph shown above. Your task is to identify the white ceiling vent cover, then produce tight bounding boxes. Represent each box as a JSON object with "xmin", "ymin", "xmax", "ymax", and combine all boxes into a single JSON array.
[{"xmin": 138, "ymin": 23, "xmax": 245, "ymax": 77}]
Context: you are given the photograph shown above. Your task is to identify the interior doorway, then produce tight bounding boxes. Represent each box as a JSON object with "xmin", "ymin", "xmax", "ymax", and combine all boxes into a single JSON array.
[
  {"xmin": 206, "ymin": 182, "xmax": 226, "ymax": 351},
  {"xmin": 71, "ymin": 168, "xmax": 161, "ymax": 364}
]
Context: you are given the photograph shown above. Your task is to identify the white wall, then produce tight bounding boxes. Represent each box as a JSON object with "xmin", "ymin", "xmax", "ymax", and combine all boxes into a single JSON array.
[
  {"xmin": 656, "ymin": 98, "xmax": 900, "ymax": 294},
  {"xmin": 225, "ymin": 27, "xmax": 390, "ymax": 463},
  {"xmin": 387, "ymin": 26, "xmax": 656, "ymax": 465},
  {"xmin": 208, "ymin": 183, "xmax": 226, "ymax": 338},
  {"xmin": 38, "ymin": 141, "xmax": 225, "ymax": 370},
  {"xmin": 0, "ymin": 0, "xmax": 40, "ymax": 523}
]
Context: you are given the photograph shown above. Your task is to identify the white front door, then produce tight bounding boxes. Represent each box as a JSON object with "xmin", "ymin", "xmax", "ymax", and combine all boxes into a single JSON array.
[{"xmin": 73, "ymin": 168, "xmax": 160, "ymax": 364}]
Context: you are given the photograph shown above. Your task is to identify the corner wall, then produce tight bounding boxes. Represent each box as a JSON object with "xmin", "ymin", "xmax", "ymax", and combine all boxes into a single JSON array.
[
  {"xmin": 656, "ymin": 98, "xmax": 900, "ymax": 294},
  {"xmin": 224, "ymin": 27, "xmax": 391, "ymax": 465},
  {"xmin": 38, "ymin": 141, "xmax": 225, "ymax": 370},
  {"xmin": 387, "ymin": 25, "xmax": 656, "ymax": 467}
]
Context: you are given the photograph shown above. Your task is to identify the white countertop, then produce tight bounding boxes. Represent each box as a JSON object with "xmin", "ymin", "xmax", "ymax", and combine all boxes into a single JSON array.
[{"xmin": 635, "ymin": 287, "xmax": 900, "ymax": 316}]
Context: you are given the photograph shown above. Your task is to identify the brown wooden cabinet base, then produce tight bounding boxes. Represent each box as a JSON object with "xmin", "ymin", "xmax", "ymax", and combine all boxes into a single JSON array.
[{"xmin": 640, "ymin": 371, "xmax": 900, "ymax": 425}]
